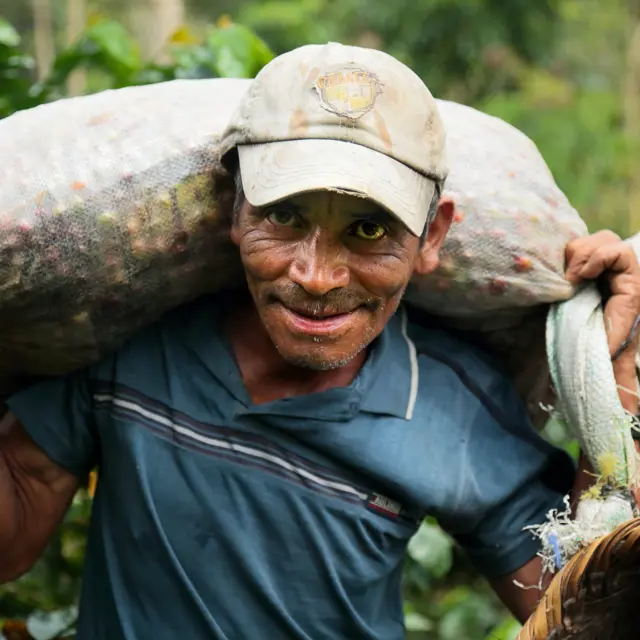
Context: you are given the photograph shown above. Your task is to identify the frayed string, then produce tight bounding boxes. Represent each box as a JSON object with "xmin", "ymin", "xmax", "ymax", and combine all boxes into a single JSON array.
[
  {"xmin": 523, "ymin": 492, "xmax": 636, "ymax": 577},
  {"xmin": 524, "ymin": 495, "xmax": 583, "ymax": 575}
]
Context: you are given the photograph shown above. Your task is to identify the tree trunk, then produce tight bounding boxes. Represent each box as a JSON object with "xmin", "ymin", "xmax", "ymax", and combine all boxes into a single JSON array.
[
  {"xmin": 66, "ymin": 0, "xmax": 86, "ymax": 96},
  {"xmin": 129, "ymin": 0, "xmax": 185, "ymax": 63},
  {"xmin": 31, "ymin": 0, "xmax": 55, "ymax": 81}
]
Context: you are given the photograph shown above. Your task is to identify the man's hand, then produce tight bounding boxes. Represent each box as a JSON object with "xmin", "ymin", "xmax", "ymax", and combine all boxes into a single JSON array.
[
  {"xmin": 492, "ymin": 232, "xmax": 640, "ymax": 625},
  {"xmin": 565, "ymin": 230, "xmax": 640, "ymax": 373},
  {"xmin": 565, "ymin": 230, "xmax": 640, "ymax": 414},
  {"xmin": 564, "ymin": 230, "xmax": 640, "ymax": 499}
]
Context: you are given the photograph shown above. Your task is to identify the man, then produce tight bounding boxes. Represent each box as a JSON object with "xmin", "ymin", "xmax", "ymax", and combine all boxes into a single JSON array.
[{"xmin": 0, "ymin": 42, "xmax": 639, "ymax": 639}]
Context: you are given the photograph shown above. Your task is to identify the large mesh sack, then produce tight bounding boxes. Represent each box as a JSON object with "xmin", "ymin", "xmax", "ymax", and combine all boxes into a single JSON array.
[
  {"xmin": 404, "ymin": 100, "xmax": 590, "ymax": 428},
  {"xmin": 0, "ymin": 78, "xmax": 250, "ymax": 392},
  {"xmin": 2, "ymin": 82, "xmax": 590, "ymax": 408},
  {"xmin": 406, "ymin": 99, "xmax": 589, "ymax": 323}
]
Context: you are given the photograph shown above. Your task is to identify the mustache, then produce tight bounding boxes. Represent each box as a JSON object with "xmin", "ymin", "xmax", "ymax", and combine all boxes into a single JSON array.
[{"xmin": 265, "ymin": 283, "xmax": 380, "ymax": 316}]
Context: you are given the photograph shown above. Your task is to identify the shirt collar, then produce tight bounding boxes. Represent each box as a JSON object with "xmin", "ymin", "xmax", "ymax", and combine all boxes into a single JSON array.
[
  {"xmin": 198, "ymin": 296, "xmax": 417, "ymax": 422},
  {"xmin": 358, "ymin": 305, "xmax": 418, "ymax": 420}
]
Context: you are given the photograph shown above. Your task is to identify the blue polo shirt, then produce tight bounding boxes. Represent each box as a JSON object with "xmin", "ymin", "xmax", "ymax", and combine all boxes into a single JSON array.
[{"xmin": 7, "ymin": 295, "xmax": 574, "ymax": 640}]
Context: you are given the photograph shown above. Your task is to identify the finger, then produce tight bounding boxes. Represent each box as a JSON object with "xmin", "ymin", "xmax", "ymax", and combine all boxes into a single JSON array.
[
  {"xmin": 633, "ymin": 485, "xmax": 640, "ymax": 508},
  {"xmin": 604, "ymin": 296, "xmax": 640, "ymax": 356},
  {"xmin": 604, "ymin": 267, "xmax": 640, "ymax": 297},
  {"xmin": 572, "ymin": 242, "xmax": 640, "ymax": 282},
  {"xmin": 565, "ymin": 231, "xmax": 622, "ymax": 283}
]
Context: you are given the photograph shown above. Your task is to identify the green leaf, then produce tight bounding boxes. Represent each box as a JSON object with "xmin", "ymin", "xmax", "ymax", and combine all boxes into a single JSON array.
[
  {"xmin": 403, "ymin": 601, "xmax": 434, "ymax": 634},
  {"xmin": 486, "ymin": 617, "xmax": 522, "ymax": 640},
  {"xmin": 84, "ymin": 20, "xmax": 140, "ymax": 73},
  {"xmin": 0, "ymin": 24, "xmax": 40, "ymax": 118},
  {"xmin": 26, "ymin": 606, "xmax": 78, "ymax": 640},
  {"xmin": 206, "ymin": 23, "xmax": 274, "ymax": 78},
  {"xmin": 407, "ymin": 520, "xmax": 454, "ymax": 578},
  {"xmin": 169, "ymin": 44, "xmax": 219, "ymax": 79},
  {"xmin": 405, "ymin": 611, "xmax": 433, "ymax": 632},
  {"xmin": 0, "ymin": 18, "xmax": 20, "ymax": 48},
  {"xmin": 48, "ymin": 19, "xmax": 140, "ymax": 90},
  {"xmin": 215, "ymin": 46, "xmax": 249, "ymax": 78},
  {"xmin": 438, "ymin": 587, "xmax": 501, "ymax": 640}
]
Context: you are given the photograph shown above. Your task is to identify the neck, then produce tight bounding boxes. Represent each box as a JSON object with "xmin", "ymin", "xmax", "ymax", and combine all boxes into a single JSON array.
[{"xmin": 223, "ymin": 293, "xmax": 367, "ymax": 405}]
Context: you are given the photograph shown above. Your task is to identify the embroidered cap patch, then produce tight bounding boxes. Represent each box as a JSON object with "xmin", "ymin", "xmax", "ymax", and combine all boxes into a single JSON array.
[{"xmin": 314, "ymin": 67, "xmax": 383, "ymax": 119}]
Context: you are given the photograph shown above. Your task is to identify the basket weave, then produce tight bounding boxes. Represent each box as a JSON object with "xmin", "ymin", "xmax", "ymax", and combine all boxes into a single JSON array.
[{"xmin": 516, "ymin": 517, "xmax": 640, "ymax": 639}]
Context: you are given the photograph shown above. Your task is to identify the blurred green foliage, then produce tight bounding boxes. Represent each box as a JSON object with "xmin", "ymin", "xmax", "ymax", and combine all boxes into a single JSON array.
[
  {"xmin": 0, "ymin": 14, "xmax": 273, "ymax": 119},
  {"xmin": 235, "ymin": 0, "xmax": 561, "ymax": 103},
  {"xmin": 233, "ymin": 0, "xmax": 637, "ymax": 237},
  {"xmin": 0, "ymin": 0, "xmax": 634, "ymax": 638},
  {"xmin": 0, "ymin": 18, "xmax": 39, "ymax": 116}
]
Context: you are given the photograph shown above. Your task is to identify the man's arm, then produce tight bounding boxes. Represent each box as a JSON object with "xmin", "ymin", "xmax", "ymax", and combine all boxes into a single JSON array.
[
  {"xmin": 0, "ymin": 411, "xmax": 80, "ymax": 582},
  {"xmin": 488, "ymin": 452, "xmax": 595, "ymax": 622},
  {"xmin": 491, "ymin": 231, "xmax": 640, "ymax": 622},
  {"xmin": 489, "ymin": 369, "xmax": 639, "ymax": 622},
  {"xmin": 489, "ymin": 232, "xmax": 640, "ymax": 623},
  {"xmin": 489, "ymin": 448, "xmax": 639, "ymax": 622},
  {"xmin": 489, "ymin": 557, "xmax": 547, "ymax": 623},
  {"xmin": 492, "ymin": 442, "xmax": 640, "ymax": 623}
]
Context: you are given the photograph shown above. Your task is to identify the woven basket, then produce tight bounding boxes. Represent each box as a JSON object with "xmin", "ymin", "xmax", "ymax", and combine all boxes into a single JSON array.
[{"xmin": 516, "ymin": 517, "xmax": 640, "ymax": 639}]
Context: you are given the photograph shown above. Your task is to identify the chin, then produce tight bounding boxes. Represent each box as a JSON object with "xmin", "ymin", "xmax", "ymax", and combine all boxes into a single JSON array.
[
  {"xmin": 276, "ymin": 344, "xmax": 365, "ymax": 371},
  {"xmin": 260, "ymin": 309, "xmax": 381, "ymax": 371}
]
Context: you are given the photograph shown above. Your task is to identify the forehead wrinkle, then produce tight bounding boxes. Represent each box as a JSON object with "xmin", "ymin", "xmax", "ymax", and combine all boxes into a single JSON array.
[{"xmin": 326, "ymin": 191, "xmax": 379, "ymax": 216}]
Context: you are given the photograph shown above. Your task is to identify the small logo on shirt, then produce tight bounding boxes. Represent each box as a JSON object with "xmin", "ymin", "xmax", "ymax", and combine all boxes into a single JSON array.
[{"xmin": 367, "ymin": 493, "xmax": 403, "ymax": 518}]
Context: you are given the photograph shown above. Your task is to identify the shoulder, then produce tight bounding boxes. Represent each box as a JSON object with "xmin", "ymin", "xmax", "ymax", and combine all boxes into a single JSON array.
[
  {"xmin": 402, "ymin": 305, "xmax": 560, "ymax": 475},
  {"xmin": 401, "ymin": 307, "xmax": 574, "ymax": 535},
  {"xmin": 404, "ymin": 307, "xmax": 517, "ymax": 425},
  {"xmin": 90, "ymin": 294, "xmax": 223, "ymax": 385}
]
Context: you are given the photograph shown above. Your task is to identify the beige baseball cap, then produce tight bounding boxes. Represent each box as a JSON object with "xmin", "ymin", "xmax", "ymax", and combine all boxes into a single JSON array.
[{"xmin": 220, "ymin": 42, "xmax": 448, "ymax": 235}]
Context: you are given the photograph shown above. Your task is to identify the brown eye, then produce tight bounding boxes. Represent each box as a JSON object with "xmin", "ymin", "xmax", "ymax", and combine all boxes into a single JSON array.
[
  {"xmin": 267, "ymin": 210, "xmax": 299, "ymax": 227},
  {"xmin": 351, "ymin": 220, "xmax": 387, "ymax": 240}
]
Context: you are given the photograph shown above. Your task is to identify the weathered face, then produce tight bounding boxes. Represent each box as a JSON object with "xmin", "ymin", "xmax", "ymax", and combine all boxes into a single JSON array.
[{"xmin": 230, "ymin": 190, "xmax": 453, "ymax": 371}]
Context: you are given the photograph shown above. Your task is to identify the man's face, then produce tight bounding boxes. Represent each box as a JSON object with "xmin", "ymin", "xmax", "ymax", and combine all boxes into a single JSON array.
[{"xmin": 230, "ymin": 190, "xmax": 452, "ymax": 370}]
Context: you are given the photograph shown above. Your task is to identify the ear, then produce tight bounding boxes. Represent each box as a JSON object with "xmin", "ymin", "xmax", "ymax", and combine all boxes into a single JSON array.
[
  {"xmin": 229, "ymin": 197, "xmax": 248, "ymax": 247},
  {"xmin": 230, "ymin": 221, "xmax": 241, "ymax": 247},
  {"xmin": 413, "ymin": 195, "xmax": 455, "ymax": 276}
]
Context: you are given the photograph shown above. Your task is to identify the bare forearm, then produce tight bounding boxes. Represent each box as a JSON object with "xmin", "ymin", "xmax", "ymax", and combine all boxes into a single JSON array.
[
  {"xmin": 0, "ymin": 413, "xmax": 79, "ymax": 582},
  {"xmin": 490, "ymin": 556, "xmax": 553, "ymax": 623},
  {"xmin": 0, "ymin": 449, "xmax": 34, "ymax": 581},
  {"xmin": 613, "ymin": 356, "xmax": 639, "ymax": 414},
  {"xmin": 0, "ymin": 455, "xmax": 22, "ymax": 569}
]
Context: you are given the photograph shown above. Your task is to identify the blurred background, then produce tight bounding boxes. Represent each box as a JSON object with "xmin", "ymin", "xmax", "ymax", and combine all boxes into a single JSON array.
[{"xmin": 0, "ymin": 0, "xmax": 637, "ymax": 638}]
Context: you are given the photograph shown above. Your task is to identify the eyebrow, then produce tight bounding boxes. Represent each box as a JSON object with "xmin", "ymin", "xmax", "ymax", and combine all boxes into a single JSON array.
[
  {"xmin": 263, "ymin": 200, "xmax": 303, "ymax": 214},
  {"xmin": 264, "ymin": 199, "xmax": 394, "ymax": 224},
  {"xmin": 347, "ymin": 209, "xmax": 394, "ymax": 224}
]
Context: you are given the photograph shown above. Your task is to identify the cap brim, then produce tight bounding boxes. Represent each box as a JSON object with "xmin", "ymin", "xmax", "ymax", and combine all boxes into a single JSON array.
[{"xmin": 237, "ymin": 139, "xmax": 436, "ymax": 236}]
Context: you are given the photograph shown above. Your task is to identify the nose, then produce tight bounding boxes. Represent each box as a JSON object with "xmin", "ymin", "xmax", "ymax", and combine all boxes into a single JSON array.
[{"xmin": 288, "ymin": 230, "xmax": 350, "ymax": 296}]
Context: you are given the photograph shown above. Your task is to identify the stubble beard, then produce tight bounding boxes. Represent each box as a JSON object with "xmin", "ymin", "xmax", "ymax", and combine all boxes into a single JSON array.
[{"xmin": 274, "ymin": 337, "xmax": 370, "ymax": 371}]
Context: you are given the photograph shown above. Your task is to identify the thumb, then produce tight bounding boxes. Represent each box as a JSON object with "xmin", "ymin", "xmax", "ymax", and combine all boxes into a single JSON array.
[{"xmin": 605, "ymin": 299, "xmax": 640, "ymax": 359}]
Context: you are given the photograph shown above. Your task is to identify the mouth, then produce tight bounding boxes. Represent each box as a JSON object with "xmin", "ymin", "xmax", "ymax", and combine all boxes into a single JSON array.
[{"xmin": 276, "ymin": 303, "xmax": 361, "ymax": 336}]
